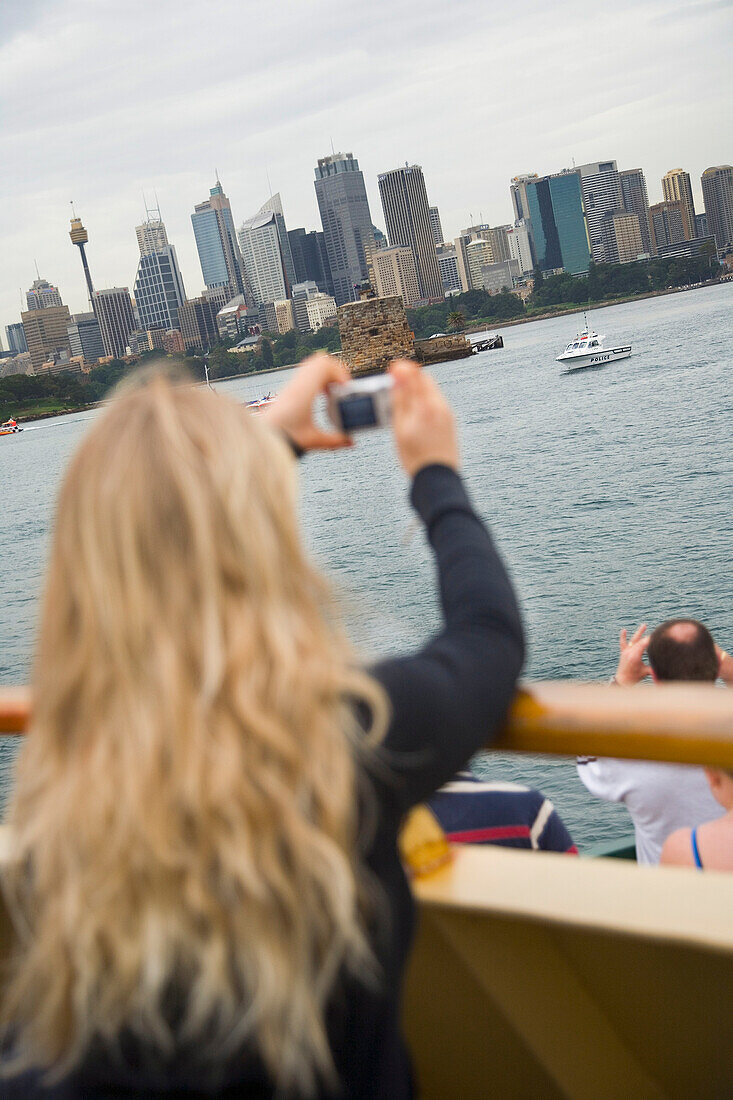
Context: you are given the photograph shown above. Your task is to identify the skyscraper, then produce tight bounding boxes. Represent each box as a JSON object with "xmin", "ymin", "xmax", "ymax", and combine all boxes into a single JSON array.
[
  {"xmin": 601, "ymin": 212, "xmax": 644, "ymax": 264},
  {"xmin": 288, "ymin": 228, "xmax": 333, "ymax": 294},
  {"xmin": 429, "ymin": 206, "xmax": 444, "ymax": 247},
  {"xmin": 5, "ymin": 323, "xmax": 28, "ymax": 354},
  {"xmin": 371, "ymin": 246, "xmax": 422, "ymax": 306},
  {"xmin": 314, "ymin": 152, "xmax": 375, "ymax": 306},
  {"xmin": 510, "ymin": 174, "xmax": 539, "ymax": 224},
  {"xmin": 22, "ymin": 304, "xmax": 72, "ymax": 370},
  {"xmin": 134, "ymin": 250, "xmax": 186, "ymax": 332},
  {"xmin": 256, "ymin": 194, "xmax": 296, "ymax": 290},
  {"xmin": 178, "ymin": 296, "xmax": 219, "ymax": 353},
  {"xmin": 465, "ymin": 239, "xmax": 495, "ymax": 289},
  {"xmin": 661, "ymin": 170, "xmax": 696, "ymax": 240},
  {"xmin": 701, "ymin": 166, "xmax": 733, "ymax": 253},
  {"xmin": 488, "ymin": 226, "xmax": 511, "ymax": 263},
  {"xmin": 26, "ymin": 278, "xmax": 63, "ymax": 310},
  {"xmin": 453, "ymin": 235, "xmax": 472, "ymax": 292},
  {"xmin": 575, "ymin": 161, "xmax": 624, "ymax": 263},
  {"xmin": 191, "ymin": 178, "xmax": 247, "ymax": 302},
  {"xmin": 67, "ymin": 312, "xmax": 104, "ymax": 362},
  {"xmin": 133, "ymin": 210, "xmax": 186, "ymax": 332},
  {"xmin": 136, "ymin": 214, "xmax": 169, "ymax": 256},
  {"xmin": 436, "ymin": 245, "xmax": 462, "ymax": 293},
  {"xmin": 377, "ymin": 164, "xmax": 443, "ymax": 301},
  {"xmin": 506, "ymin": 222, "xmax": 534, "ymax": 275},
  {"xmin": 238, "ymin": 195, "xmax": 294, "ymax": 306},
  {"xmin": 649, "ymin": 202, "xmax": 687, "ymax": 252},
  {"xmin": 523, "ymin": 171, "xmax": 591, "ymax": 274},
  {"xmin": 619, "ymin": 169, "xmax": 654, "ymax": 256},
  {"xmin": 93, "ymin": 288, "xmax": 135, "ymax": 358}
]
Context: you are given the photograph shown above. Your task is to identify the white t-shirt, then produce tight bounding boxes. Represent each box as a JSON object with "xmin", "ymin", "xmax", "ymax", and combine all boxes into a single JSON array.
[{"xmin": 576, "ymin": 757, "xmax": 723, "ymax": 865}]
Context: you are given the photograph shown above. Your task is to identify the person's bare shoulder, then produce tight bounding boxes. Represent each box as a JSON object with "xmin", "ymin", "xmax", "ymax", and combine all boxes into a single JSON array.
[{"xmin": 660, "ymin": 827, "xmax": 694, "ymax": 867}]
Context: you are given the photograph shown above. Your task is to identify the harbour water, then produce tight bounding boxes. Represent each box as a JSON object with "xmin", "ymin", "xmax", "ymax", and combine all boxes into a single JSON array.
[{"xmin": 1, "ymin": 282, "xmax": 732, "ymax": 847}]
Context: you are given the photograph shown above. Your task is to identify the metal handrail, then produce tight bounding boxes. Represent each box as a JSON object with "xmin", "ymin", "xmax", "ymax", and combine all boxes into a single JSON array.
[{"xmin": 2, "ymin": 682, "xmax": 733, "ymax": 767}]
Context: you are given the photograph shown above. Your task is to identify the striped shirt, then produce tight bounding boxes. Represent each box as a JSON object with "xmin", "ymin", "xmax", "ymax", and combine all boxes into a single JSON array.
[{"xmin": 428, "ymin": 771, "xmax": 578, "ymax": 853}]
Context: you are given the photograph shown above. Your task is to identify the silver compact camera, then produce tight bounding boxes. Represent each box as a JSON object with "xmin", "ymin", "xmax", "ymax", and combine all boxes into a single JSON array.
[{"xmin": 327, "ymin": 376, "xmax": 394, "ymax": 432}]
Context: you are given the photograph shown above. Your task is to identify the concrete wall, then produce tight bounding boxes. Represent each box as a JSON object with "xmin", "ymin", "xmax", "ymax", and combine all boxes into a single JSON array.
[{"xmin": 415, "ymin": 333, "xmax": 473, "ymax": 364}]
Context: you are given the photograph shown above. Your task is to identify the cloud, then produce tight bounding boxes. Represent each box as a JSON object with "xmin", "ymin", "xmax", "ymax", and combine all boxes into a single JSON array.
[
  {"xmin": 652, "ymin": 0, "xmax": 733, "ymax": 23},
  {"xmin": 0, "ymin": 0, "xmax": 57, "ymax": 42},
  {"xmin": 1, "ymin": 0, "xmax": 731, "ymax": 332}
]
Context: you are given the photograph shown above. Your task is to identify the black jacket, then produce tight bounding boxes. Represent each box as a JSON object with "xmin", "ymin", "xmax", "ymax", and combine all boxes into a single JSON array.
[{"xmin": 2, "ymin": 464, "xmax": 524, "ymax": 1099}]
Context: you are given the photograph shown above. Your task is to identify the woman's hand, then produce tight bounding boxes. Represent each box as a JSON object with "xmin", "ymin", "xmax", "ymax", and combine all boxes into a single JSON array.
[
  {"xmin": 262, "ymin": 354, "xmax": 353, "ymax": 452},
  {"xmin": 389, "ymin": 360, "xmax": 459, "ymax": 478}
]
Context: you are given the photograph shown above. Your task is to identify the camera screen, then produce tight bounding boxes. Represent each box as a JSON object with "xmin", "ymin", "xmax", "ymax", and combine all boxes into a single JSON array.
[{"xmin": 340, "ymin": 395, "xmax": 378, "ymax": 430}]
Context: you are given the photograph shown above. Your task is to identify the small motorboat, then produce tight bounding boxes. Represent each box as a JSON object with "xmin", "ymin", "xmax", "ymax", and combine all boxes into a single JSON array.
[
  {"xmin": 556, "ymin": 315, "xmax": 631, "ymax": 370},
  {"xmin": 245, "ymin": 394, "xmax": 275, "ymax": 413},
  {"xmin": 0, "ymin": 418, "xmax": 22, "ymax": 437}
]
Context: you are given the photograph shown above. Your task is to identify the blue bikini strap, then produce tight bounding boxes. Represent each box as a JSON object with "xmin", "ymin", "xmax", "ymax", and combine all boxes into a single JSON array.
[{"xmin": 691, "ymin": 826, "xmax": 704, "ymax": 870}]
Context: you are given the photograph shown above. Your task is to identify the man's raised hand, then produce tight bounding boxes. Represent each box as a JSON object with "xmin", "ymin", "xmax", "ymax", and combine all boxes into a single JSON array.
[{"xmin": 615, "ymin": 622, "xmax": 650, "ymax": 685}]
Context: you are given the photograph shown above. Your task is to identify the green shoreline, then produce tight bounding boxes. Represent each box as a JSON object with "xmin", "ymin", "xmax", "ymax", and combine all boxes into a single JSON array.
[
  {"xmin": 7, "ymin": 279, "xmax": 729, "ymax": 424},
  {"xmin": 14, "ymin": 404, "xmax": 95, "ymax": 425},
  {"xmin": 461, "ymin": 278, "xmax": 727, "ymax": 335}
]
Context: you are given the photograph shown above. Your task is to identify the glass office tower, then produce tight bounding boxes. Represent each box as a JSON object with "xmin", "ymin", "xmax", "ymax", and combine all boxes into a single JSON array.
[
  {"xmin": 191, "ymin": 179, "xmax": 247, "ymax": 302},
  {"xmin": 314, "ymin": 152, "xmax": 375, "ymax": 306},
  {"xmin": 525, "ymin": 172, "xmax": 591, "ymax": 274}
]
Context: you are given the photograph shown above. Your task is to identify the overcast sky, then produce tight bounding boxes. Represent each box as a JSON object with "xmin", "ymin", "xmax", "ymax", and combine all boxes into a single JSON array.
[{"xmin": 1, "ymin": 0, "xmax": 731, "ymax": 337}]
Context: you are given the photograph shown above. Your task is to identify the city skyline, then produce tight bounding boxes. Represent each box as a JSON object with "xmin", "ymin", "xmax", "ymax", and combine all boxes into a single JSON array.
[{"xmin": 1, "ymin": 0, "xmax": 732, "ymax": 334}]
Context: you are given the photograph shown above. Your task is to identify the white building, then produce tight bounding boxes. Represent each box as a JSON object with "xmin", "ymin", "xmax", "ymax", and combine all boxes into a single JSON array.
[
  {"xmin": 466, "ymin": 238, "xmax": 495, "ymax": 289},
  {"xmin": 304, "ymin": 293, "xmax": 337, "ymax": 332},
  {"xmin": 217, "ymin": 294, "xmax": 259, "ymax": 340},
  {"xmin": 292, "ymin": 282, "xmax": 319, "ymax": 332},
  {"xmin": 480, "ymin": 259, "xmax": 520, "ymax": 294},
  {"xmin": 575, "ymin": 161, "xmax": 624, "ymax": 263},
  {"xmin": 436, "ymin": 245, "xmax": 462, "ymax": 293},
  {"xmin": 239, "ymin": 196, "xmax": 293, "ymax": 306},
  {"xmin": 135, "ymin": 216, "xmax": 169, "ymax": 256},
  {"xmin": 506, "ymin": 221, "xmax": 534, "ymax": 275}
]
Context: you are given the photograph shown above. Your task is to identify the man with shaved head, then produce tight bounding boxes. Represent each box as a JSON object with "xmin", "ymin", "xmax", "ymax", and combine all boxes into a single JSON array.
[{"xmin": 577, "ymin": 618, "xmax": 733, "ymax": 864}]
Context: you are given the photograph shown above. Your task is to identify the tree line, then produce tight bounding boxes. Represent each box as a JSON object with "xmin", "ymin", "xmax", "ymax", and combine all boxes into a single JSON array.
[
  {"xmin": 407, "ymin": 251, "xmax": 721, "ymax": 338},
  {"xmin": 531, "ymin": 251, "xmax": 719, "ymax": 310},
  {"xmin": 0, "ymin": 326, "xmax": 343, "ymax": 419},
  {"xmin": 202, "ymin": 325, "xmax": 340, "ymax": 379}
]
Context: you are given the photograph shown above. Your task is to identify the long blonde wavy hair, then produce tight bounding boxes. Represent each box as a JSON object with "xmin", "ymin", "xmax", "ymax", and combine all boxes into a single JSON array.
[{"xmin": 2, "ymin": 371, "xmax": 389, "ymax": 1093}]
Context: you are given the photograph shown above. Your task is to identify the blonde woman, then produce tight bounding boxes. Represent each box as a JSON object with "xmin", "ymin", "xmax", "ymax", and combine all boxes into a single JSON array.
[{"xmin": 1, "ymin": 355, "xmax": 524, "ymax": 1098}]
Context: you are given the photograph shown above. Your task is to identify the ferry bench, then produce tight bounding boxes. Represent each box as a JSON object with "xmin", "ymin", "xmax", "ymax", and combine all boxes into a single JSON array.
[{"xmin": 2, "ymin": 682, "xmax": 733, "ymax": 1098}]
